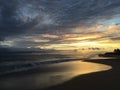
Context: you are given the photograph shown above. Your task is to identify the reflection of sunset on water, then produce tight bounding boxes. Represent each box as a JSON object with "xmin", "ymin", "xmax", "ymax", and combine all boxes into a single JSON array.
[{"xmin": 0, "ymin": 61, "xmax": 112, "ymax": 89}]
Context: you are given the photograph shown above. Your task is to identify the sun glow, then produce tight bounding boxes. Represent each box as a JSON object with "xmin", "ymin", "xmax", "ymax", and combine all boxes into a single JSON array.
[{"xmin": 38, "ymin": 40, "xmax": 120, "ymax": 51}]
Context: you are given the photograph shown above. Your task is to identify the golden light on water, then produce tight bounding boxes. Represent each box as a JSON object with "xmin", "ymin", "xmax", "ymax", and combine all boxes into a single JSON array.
[
  {"xmin": 66, "ymin": 61, "xmax": 112, "ymax": 76},
  {"xmin": 42, "ymin": 61, "xmax": 112, "ymax": 88},
  {"xmin": 1, "ymin": 61, "xmax": 112, "ymax": 89}
]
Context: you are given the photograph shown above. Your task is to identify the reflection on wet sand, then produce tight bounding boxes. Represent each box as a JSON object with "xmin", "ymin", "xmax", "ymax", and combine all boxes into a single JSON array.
[{"xmin": 0, "ymin": 60, "xmax": 112, "ymax": 90}]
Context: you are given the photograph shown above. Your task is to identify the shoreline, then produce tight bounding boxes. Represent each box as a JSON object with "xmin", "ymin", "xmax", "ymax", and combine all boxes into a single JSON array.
[
  {"xmin": 43, "ymin": 59, "xmax": 120, "ymax": 90},
  {"xmin": 0, "ymin": 58, "xmax": 119, "ymax": 90}
]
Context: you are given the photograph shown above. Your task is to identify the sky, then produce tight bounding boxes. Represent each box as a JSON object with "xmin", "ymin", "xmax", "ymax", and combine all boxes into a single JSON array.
[{"xmin": 0, "ymin": 0, "xmax": 120, "ymax": 51}]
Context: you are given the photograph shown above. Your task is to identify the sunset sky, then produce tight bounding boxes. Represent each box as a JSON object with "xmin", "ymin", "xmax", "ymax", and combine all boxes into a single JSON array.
[{"xmin": 0, "ymin": 0, "xmax": 120, "ymax": 51}]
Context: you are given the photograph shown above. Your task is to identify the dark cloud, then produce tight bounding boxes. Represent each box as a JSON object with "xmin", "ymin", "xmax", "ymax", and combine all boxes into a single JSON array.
[
  {"xmin": 110, "ymin": 37, "xmax": 120, "ymax": 40},
  {"xmin": 0, "ymin": 0, "xmax": 38, "ymax": 39},
  {"xmin": 0, "ymin": 37, "xmax": 4, "ymax": 41},
  {"xmin": 1, "ymin": 0, "xmax": 120, "ymax": 40},
  {"xmin": 88, "ymin": 48, "xmax": 101, "ymax": 50}
]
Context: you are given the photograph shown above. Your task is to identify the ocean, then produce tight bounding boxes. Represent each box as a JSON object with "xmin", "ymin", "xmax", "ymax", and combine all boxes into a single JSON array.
[{"xmin": 0, "ymin": 51, "xmax": 111, "ymax": 90}]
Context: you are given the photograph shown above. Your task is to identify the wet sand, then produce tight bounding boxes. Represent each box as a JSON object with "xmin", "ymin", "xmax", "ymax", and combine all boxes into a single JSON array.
[
  {"xmin": 44, "ymin": 59, "xmax": 120, "ymax": 90},
  {"xmin": 0, "ymin": 59, "xmax": 111, "ymax": 90}
]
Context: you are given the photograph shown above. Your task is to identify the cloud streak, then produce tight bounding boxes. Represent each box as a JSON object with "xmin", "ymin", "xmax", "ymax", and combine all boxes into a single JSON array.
[{"xmin": 0, "ymin": 0, "xmax": 120, "ymax": 50}]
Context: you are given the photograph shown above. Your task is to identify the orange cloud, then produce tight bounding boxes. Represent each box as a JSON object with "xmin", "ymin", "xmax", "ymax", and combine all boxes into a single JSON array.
[{"xmin": 35, "ymin": 24, "xmax": 120, "ymax": 50}]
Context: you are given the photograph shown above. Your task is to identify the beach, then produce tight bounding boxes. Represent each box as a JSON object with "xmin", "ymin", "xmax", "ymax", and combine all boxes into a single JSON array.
[
  {"xmin": 0, "ymin": 58, "xmax": 113, "ymax": 90},
  {"xmin": 1, "ymin": 58, "xmax": 119, "ymax": 90},
  {"xmin": 44, "ymin": 59, "xmax": 120, "ymax": 90}
]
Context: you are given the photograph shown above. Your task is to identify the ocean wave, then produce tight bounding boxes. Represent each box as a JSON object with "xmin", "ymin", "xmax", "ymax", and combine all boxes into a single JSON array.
[{"xmin": 0, "ymin": 58, "xmax": 84, "ymax": 76}]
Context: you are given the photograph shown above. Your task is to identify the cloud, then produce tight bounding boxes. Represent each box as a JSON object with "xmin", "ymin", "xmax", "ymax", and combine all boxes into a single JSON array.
[
  {"xmin": 110, "ymin": 37, "xmax": 120, "ymax": 40},
  {"xmin": 0, "ymin": 0, "xmax": 38, "ymax": 39},
  {"xmin": 1, "ymin": 0, "xmax": 120, "ymax": 37},
  {"xmin": 88, "ymin": 47, "xmax": 101, "ymax": 50},
  {"xmin": 1, "ymin": 0, "xmax": 120, "ymax": 49}
]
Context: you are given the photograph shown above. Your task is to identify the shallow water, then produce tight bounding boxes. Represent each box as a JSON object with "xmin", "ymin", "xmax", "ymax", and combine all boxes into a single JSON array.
[{"xmin": 0, "ymin": 60, "xmax": 112, "ymax": 90}]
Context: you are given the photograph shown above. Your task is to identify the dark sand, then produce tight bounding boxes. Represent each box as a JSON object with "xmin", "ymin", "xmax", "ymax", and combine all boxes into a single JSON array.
[{"xmin": 43, "ymin": 59, "xmax": 120, "ymax": 90}]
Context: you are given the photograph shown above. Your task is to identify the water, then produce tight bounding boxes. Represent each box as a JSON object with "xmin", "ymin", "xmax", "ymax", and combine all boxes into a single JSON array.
[
  {"xmin": 0, "ymin": 60, "xmax": 111, "ymax": 90},
  {"xmin": 0, "ymin": 51, "xmax": 102, "ymax": 75},
  {"xmin": 0, "ymin": 52, "xmax": 71, "ymax": 75},
  {"xmin": 0, "ymin": 52, "xmax": 112, "ymax": 90}
]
